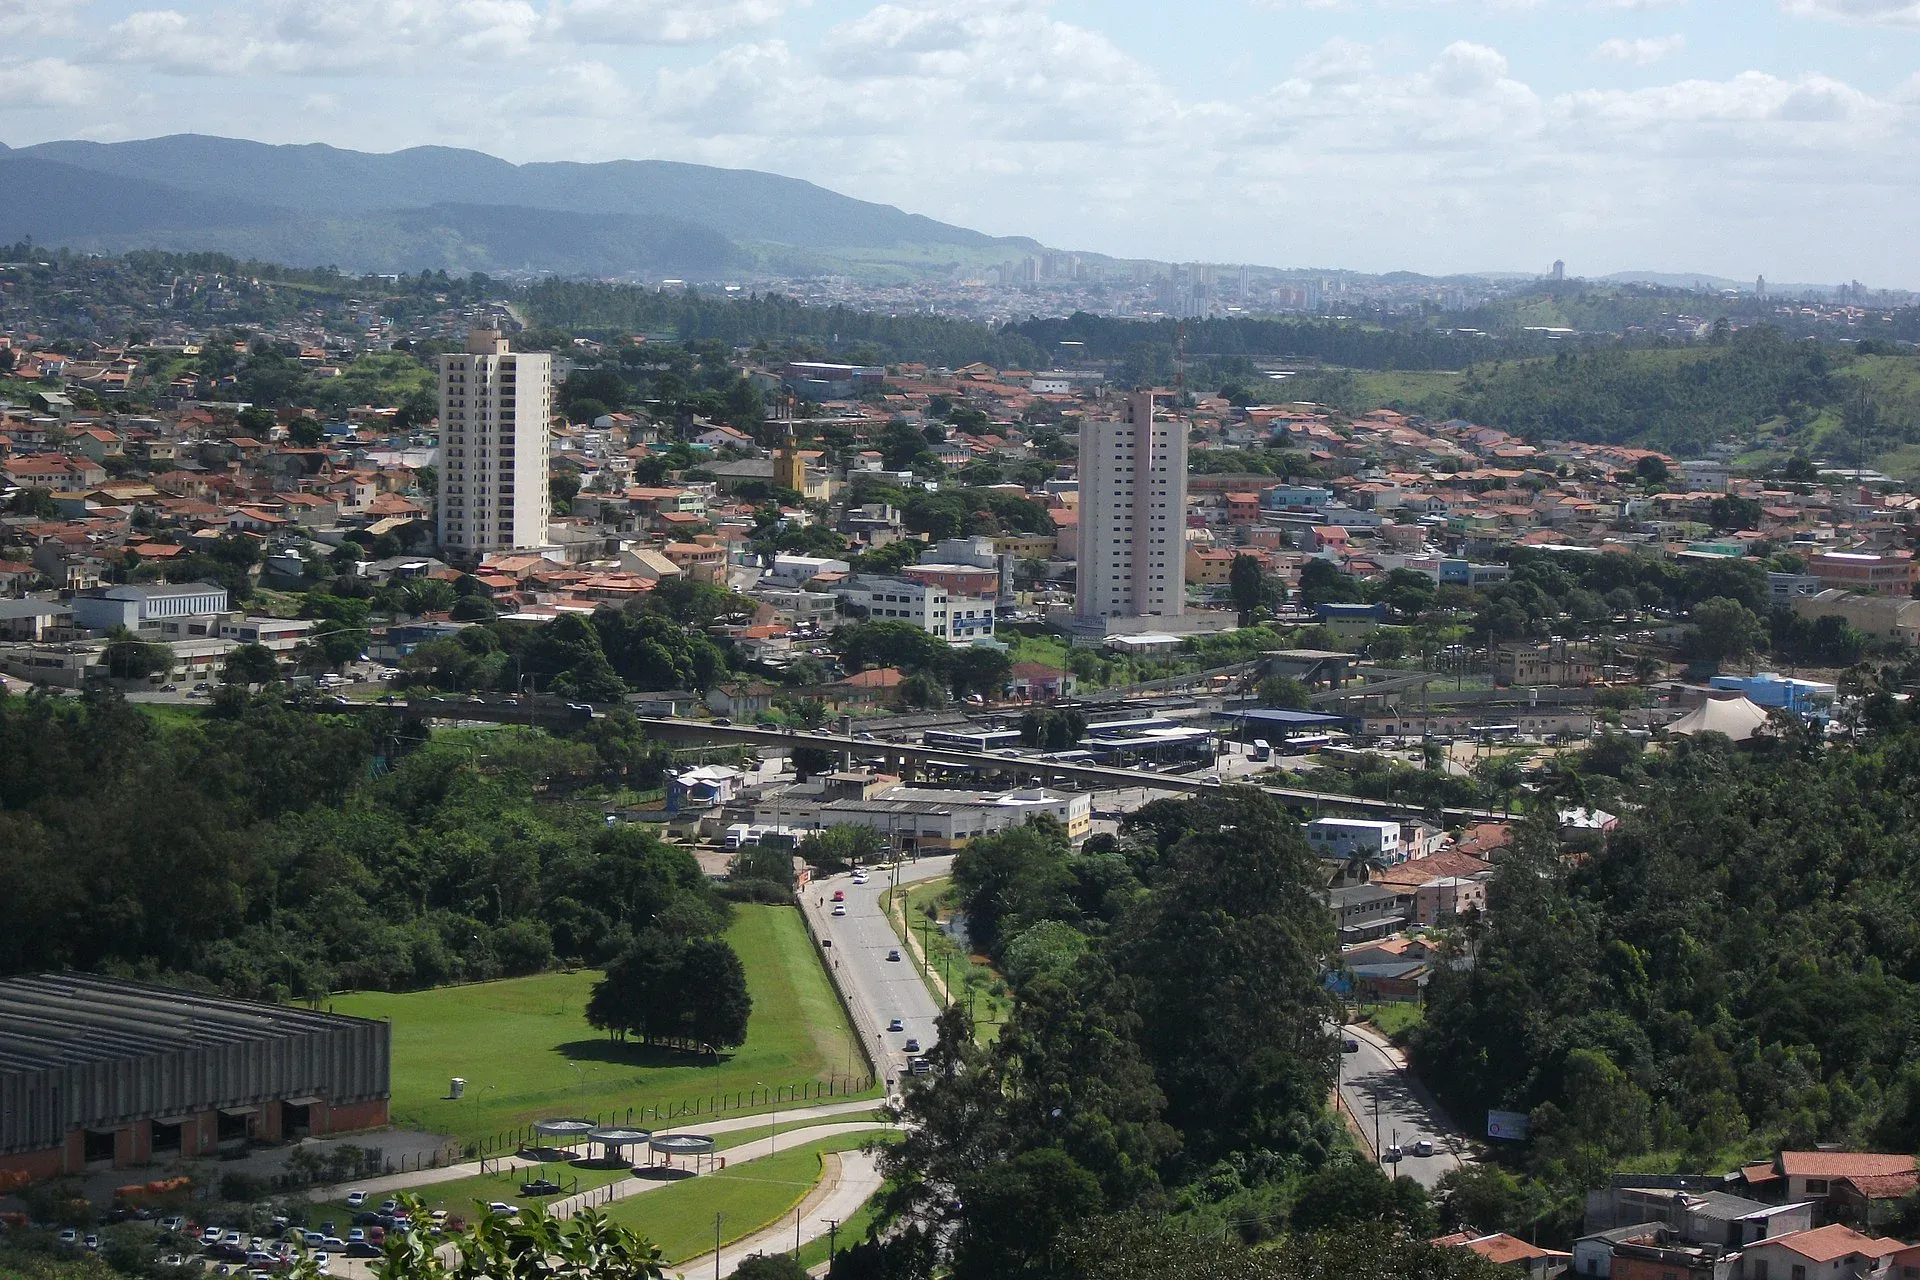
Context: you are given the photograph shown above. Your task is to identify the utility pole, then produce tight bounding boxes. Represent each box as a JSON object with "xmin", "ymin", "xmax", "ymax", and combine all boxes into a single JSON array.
[
  {"xmin": 823, "ymin": 1218, "xmax": 839, "ymax": 1262},
  {"xmin": 1372, "ymin": 1080, "xmax": 1381, "ymax": 1165},
  {"xmin": 714, "ymin": 1213, "xmax": 723, "ymax": 1280}
]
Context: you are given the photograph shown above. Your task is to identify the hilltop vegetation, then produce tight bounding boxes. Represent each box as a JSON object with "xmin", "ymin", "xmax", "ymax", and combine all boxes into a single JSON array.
[
  {"xmin": 1295, "ymin": 326, "xmax": 1920, "ymax": 463},
  {"xmin": 1413, "ymin": 707, "xmax": 1920, "ymax": 1244}
]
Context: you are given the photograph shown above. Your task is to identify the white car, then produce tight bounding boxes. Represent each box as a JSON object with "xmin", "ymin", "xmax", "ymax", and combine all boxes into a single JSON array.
[
  {"xmin": 831, "ymin": 904, "xmax": 847, "ymax": 916},
  {"xmin": 345, "ymin": 1191, "xmax": 366, "ymax": 1209},
  {"xmin": 486, "ymin": 1202, "xmax": 519, "ymax": 1217}
]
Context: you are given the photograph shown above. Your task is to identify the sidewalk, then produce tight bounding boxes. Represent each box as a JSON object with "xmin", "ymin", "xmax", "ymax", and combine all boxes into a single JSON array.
[
  {"xmin": 671, "ymin": 1149, "xmax": 887, "ymax": 1280},
  {"xmin": 307, "ymin": 1098, "xmax": 887, "ymax": 1203},
  {"xmin": 326, "ymin": 1123, "xmax": 897, "ymax": 1280}
]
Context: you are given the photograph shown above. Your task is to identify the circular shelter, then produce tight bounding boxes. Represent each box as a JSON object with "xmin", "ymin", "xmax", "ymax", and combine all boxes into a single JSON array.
[
  {"xmin": 587, "ymin": 1127, "xmax": 652, "ymax": 1166},
  {"xmin": 648, "ymin": 1133, "xmax": 718, "ymax": 1174},
  {"xmin": 529, "ymin": 1117, "xmax": 596, "ymax": 1160}
]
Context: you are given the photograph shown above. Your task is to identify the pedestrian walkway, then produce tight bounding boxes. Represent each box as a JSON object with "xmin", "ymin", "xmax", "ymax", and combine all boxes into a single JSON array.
[
  {"xmin": 307, "ymin": 1097, "xmax": 886, "ymax": 1204},
  {"xmin": 670, "ymin": 1149, "xmax": 886, "ymax": 1280},
  {"xmin": 325, "ymin": 1122, "xmax": 897, "ymax": 1280}
]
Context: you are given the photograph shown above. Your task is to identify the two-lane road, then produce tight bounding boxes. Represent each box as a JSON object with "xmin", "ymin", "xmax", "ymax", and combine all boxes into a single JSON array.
[
  {"xmin": 803, "ymin": 856, "xmax": 953, "ymax": 1091},
  {"xmin": 1337, "ymin": 1023, "xmax": 1469, "ymax": 1189}
]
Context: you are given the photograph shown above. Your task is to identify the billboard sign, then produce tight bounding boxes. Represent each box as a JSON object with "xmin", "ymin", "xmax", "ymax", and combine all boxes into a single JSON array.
[{"xmin": 1486, "ymin": 1110, "xmax": 1531, "ymax": 1141}]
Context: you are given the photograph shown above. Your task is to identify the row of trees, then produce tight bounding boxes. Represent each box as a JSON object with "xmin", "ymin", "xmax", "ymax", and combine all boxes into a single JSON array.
[
  {"xmin": 871, "ymin": 793, "xmax": 1448, "ymax": 1279},
  {"xmin": 0, "ymin": 689, "xmax": 719, "ymax": 995}
]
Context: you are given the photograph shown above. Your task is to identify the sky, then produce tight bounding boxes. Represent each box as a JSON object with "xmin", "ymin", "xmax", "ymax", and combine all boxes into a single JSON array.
[{"xmin": 0, "ymin": 0, "xmax": 1917, "ymax": 285}]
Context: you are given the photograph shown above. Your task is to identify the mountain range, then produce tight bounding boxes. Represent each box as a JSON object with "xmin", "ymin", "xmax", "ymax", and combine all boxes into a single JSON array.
[{"xmin": 0, "ymin": 134, "xmax": 1042, "ymax": 281}]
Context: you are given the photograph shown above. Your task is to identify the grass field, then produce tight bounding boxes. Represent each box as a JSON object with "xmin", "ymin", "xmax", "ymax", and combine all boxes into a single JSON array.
[
  {"xmin": 328, "ymin": 906, "xmax": 871, "ymax": 1145},
  {"xmin": 893, "ymin": 879, "xmax": 1009, "ymax": 1045},
  {"xmin": 604, "ymin": 1130, "xmax": 897, "ymax": 1263},
  {"xmin": 1358, "ymin": 1003, "xmax": 1425, "ymax": 1041},
  {"xmin": 136, "ymin": 704, "xmax": 207, "ymax": 730}
]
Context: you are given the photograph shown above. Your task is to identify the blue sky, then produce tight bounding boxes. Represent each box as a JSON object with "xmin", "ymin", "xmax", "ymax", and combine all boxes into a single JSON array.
[{"xmin": 1, "ymin": 0, "xmax": 1917, "ymax": 285}]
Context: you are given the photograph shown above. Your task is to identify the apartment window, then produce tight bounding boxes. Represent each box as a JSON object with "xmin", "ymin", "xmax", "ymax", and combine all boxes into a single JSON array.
[
  {"xmin": 1790, "ymin": 1267, "xmax": 1805, "ymax": 1280},
  {"xmin": 1805, "ymin": 1181, "xmax": 1828, "ymax": 1195}
]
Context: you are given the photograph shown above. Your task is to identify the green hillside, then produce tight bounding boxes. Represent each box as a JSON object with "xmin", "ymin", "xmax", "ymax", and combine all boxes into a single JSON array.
[{"xmin": 1320, "ymin": 328, "xmax": 1920, "ymax": 469}]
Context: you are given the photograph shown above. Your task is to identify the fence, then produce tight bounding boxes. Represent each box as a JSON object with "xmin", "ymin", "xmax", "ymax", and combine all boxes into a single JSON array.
[
  {"xmin": 794, "ymin": 890, "xmax": 889, "ymax": 1087},
  {"xmin": 462, "ymin": 1076, "xmax": 876, "ymax": 1161}
]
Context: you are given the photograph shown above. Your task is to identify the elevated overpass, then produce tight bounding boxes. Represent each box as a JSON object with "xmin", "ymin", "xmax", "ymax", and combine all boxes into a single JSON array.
[{"xmin": 328, "ymin": 697, "xmax": 1498, "ymax": 823}]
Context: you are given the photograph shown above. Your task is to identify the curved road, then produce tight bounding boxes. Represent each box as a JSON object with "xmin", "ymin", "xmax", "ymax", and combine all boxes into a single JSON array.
[{"xmin": 802, "ymin": 856, "xmax": 953, "ymax": 1093}]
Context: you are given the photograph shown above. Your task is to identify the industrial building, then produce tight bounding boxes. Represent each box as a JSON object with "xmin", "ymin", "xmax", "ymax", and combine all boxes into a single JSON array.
[{"xmin": 0, "ymin": 974, "xmax": 390, "ymax": 1181}]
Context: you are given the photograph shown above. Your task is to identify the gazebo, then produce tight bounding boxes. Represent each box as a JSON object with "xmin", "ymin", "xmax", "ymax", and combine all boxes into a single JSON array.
[
  {"xmin": 528, "ymin": 1118, "xmax": 596, "ymax": 1160},
  {"xmin": 586, "ymin": 1127, "xmax": 652, "ymax": 1167},
  {"xmin": 648, "ymin": 1133, "xmax": 718, "ymax": 1174}
]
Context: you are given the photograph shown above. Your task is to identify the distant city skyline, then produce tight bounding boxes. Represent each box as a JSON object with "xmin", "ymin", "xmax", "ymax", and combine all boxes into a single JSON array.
[{"xmin": 0, "ymin": 1, "xmax": 1916, "ymax": 285}]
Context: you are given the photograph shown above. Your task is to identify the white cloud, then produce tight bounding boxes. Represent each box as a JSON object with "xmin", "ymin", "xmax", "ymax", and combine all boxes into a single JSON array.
[
  {"xmin": 0, "ymin": 57, "xmax": 97, "ymax": 107},
  {"xmin": 101, "ymin": 2, "xmax": 549, "ymax": 75},
  {"xmin": 1295, "ymin": 36, "xmax": 1378, "ymax": 82},
  {"xmin": 1595, "ymin": 33, "xmax": 1685, "ymax": 63},
  {"xmin": 1780, "ymin": 0, "xmax": 1920, "ymax": 25},
  {"xmin": 0, "ymin": 0, "xmax": 86, "ymax": 39},
  {"xmin": 551, "ymin": 0, "xmax": 786, "ymax": 44}
]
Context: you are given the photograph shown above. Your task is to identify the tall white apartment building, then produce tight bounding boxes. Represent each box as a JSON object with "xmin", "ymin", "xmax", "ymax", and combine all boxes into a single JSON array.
[
  {"xmin": 437, "ymin": 329, "xmax": 552, "ymax": 555},
  {"xmin": 1076, "ymin": 390, "xmax": 1187, "ymax": 620}
]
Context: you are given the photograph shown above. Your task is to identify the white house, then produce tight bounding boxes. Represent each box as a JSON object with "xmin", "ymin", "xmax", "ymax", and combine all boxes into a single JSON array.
[{"xmin": 1304, "ymin": 818, "xmax": 1403, "ymax": 864}]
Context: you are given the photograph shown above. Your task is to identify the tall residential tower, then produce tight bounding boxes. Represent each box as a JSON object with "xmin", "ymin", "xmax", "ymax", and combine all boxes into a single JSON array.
[
  {"xmin": 437, "ymin": 329, "xmax": 552, "ymax": 556},
  {"xmin": 1075, "ymin": 390, "xmax": 1187, "ymax": 620}
]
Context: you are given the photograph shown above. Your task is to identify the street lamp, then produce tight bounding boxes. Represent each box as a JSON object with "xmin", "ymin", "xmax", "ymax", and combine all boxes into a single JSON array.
[{"xmin": 757, "ymin": 1080, "xmax": 777, "ymax": 1155}]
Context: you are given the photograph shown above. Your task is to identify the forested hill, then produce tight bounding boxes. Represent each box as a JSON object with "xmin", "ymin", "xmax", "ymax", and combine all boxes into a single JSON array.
[
  {"xmin": 0, "ymin": 133, "xmax": 1040, "ymax": 279},
  {"xmin": 1307, "ymin": 327, "xmax": 1920, "ymax": 462},
  {"xmin": 1411, "ymin": 700, "xmax": 1920, "ymax": 1245}
]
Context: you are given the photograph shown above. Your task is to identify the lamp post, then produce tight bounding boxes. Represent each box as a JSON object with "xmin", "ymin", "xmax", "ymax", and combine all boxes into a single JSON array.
[{"xmin": 757, "ymin": 1080, "xmax": 777, "ymax": 1155}]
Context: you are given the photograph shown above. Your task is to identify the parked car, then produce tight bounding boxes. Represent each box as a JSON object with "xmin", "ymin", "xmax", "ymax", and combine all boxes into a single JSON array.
[
  {"xmin": 486, "ymin": 1203, "xmax": 519, "ymax": 1218},
  {"xmin": 908, "ymin": 1057, "xmax": 932, "ymax": 1075},
  {"xmin": 344, "ymin": 1192, "xmax": 365, "ymax": 1209},
  {"xmin": 1384, "ymin": 1145, "xmax": 1403, "ymax": 1163},
  {"xmin": 1342, "ymin": 1038, "xmax": 1360, "ymax": 1053},
  {"xmin": 1413, "ymin": 1139, "xmax": 1434, "ymax": 1157},
  {"xmin": 84, "ymin": 1234, "xmax": 101, "ymax": 1251},
  {"xmin": 159, "ymin": 1216, "xmax": 186, "ymax": 1234},
  {"xmin": 58, "ymin": 1229, "xmax": 78, "ymax": 1246}
]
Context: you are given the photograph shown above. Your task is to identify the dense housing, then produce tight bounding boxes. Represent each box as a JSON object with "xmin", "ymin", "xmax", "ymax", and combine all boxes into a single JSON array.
[{"xmin": 0, "ymin": 974, "xmax": 389, "ymax": 1180}]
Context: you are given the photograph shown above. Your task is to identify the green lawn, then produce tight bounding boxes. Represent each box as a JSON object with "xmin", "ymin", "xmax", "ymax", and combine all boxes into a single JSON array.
[
  {"xmin": 710, "ymin": 1109, "xmax": 892, "ymax": 1154},
  {"xmin": 136, "ymin": 704, "xmax": 207, "ymax": 730},
  {"xmin": 892, "ymin": 880, "xmax": 1009, "ymax": 1045},
  {"xmin": 1358, "ymin": 1002, "xmax": 1425, "ymax": 1041},
  {"xmin": 604, "ymin": 1131, "xmax": 896, "ymax": 1263},
  {"xmin": 328, "ymin": 906, "xmax": 871, "ymax": 1146}
]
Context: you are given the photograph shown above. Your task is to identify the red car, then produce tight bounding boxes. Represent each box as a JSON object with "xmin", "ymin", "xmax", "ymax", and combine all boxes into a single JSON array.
[{"xmin": 831, "ymin": 890, "xmax": 845, "ymax": 902}]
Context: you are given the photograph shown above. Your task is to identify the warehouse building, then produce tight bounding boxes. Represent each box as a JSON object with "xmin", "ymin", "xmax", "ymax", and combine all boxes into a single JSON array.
[{"xmin": 0, "ymin": 974, "xmax": 390, "ymax": 1181}]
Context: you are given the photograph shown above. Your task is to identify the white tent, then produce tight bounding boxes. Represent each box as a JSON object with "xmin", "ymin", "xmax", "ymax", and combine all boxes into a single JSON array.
[{"xmin": 1668, "ymin": 695, "xmax": 1771, "ymax": 742}]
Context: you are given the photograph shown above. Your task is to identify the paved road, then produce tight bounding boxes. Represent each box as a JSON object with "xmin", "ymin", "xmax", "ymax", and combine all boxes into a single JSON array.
[
  {"xmin": 801, "ymin": 857, "xmax": 953, "ymax": 1091},
  {"xmin": 671, "ymin": 1148, "xmax": 886, "ymax": 1280},
  {"xmin": 1337, "ymin": 1023, "xmax": 1469, "ymax": 1190}
]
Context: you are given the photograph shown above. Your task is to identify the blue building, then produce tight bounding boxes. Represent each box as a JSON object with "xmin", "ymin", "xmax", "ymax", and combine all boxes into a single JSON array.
[
  {"xmin": 1260, "ymin": 485, "xmax": 1334, "ymax": 511},
  {"xmin": 1707, "ymin": 672, "xmax": 1835, "ymax": 713}
]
